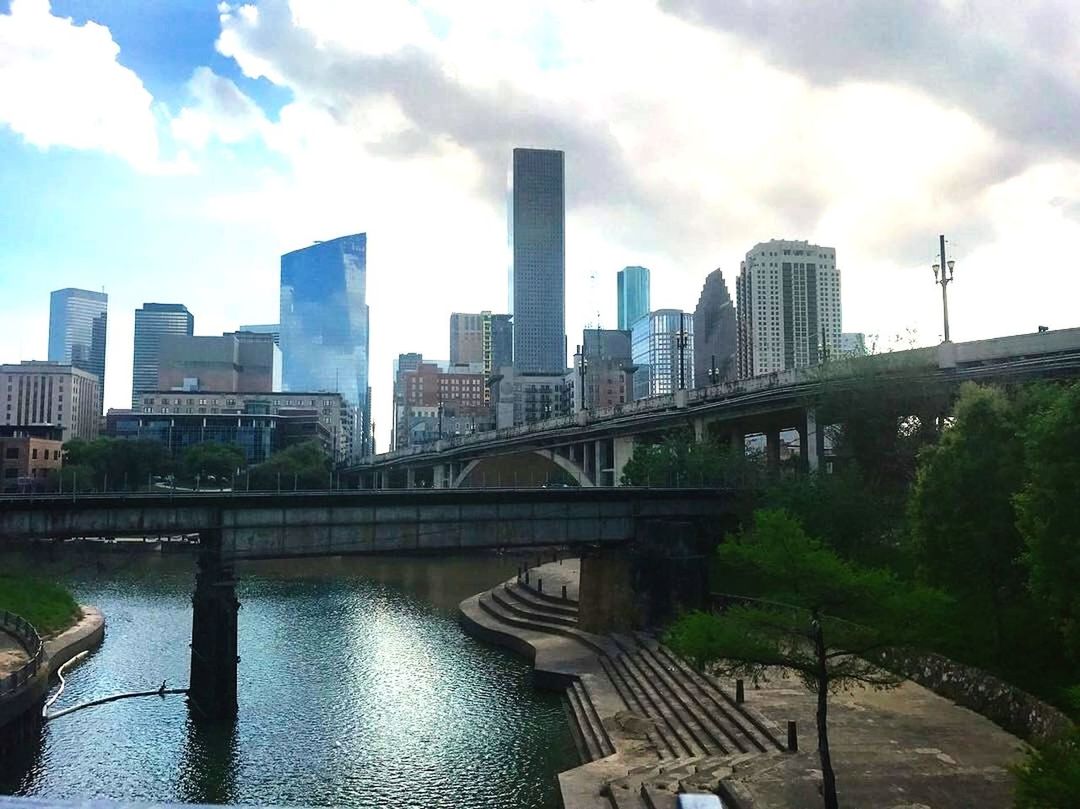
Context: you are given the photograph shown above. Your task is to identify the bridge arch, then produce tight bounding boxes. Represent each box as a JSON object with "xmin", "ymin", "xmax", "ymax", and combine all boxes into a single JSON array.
[{"xmin": 451, "ymin": 450, "xmax": 593, "ymax": 488}]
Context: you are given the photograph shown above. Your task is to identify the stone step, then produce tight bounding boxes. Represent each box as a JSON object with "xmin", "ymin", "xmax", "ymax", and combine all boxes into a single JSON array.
[
  {"xmin": 598, "ymin": 656, "xmax": 679, "ymax": 760},
  {"xmin": 491, "ymin": 586, "xmax": 578, "ymax": 627},
  {"xmin": 564, "ymin": 691, "xmax": 593, "ymax": 765},
  {"xmin": 629, "ymin": 644, "xmax": 747, "ymax": 756},
  {"xmin": 476, "ymin": 592, "xmax": 617, "ymax": 658},
  {"xmin": 505, "ymin": 580, "xmax": 579, "ymax": 617},
  {"xmin": 574, "ymin": 678, "xmax": 616, "ymax": 758},
  {"xmin": 565, "ymin": 680, "xmax": 607, "ymax": 762},
  {"xmin": 640, "ymin": 783, "xmax": 678, "ymax": 809},
  {"xmin": 611, "ymin": 652, "xmax": 706, "ymax": 758},
  {"xmin": 605, "ymin": 780, "xmax": 649, "ymax": 809},
  {"xmin": 649, "ymin": 640, "xmax": 786, "ymax": 753}
]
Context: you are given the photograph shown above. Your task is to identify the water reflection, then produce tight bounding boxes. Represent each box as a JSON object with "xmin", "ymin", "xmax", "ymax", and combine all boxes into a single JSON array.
[{"xmin": 0, "ymin": 550, "xmax": 577, "ymax": 808}]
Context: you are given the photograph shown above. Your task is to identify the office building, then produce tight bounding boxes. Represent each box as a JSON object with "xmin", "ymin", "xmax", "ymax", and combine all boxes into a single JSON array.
[
  {"xmin": 616, "ymin": 267, "xmax": 650, "ymax": 330},
  {"xmin": 48, "ymin": 288, "xmax": 108, "ymax": 399},
  {"xmin": 491, "ymin": 368, "xmax": 569, "ymax": 429},
  {"xmin": 631, "ymin": 310, "xmax": 695, "ymax": 400},
  {"xmin": 735, "ymin": 240, "xmax": 841, "ymax": 378},
  {"xmin": 135, "ymin": 389, "xmax": 353, "ymax": 461},
  {"xmin": 158, "ymin": 332, "xmax": 281, "ymax": 392},
  {"xmin": 487, "ymin": 313, "xmax": 513, "ymax": 375},
  {"xmin": 0, "ymin": 425, "xmax": 64, "ymax": 493},
  {"xmin": 693, "ymin": 269, "xmax": 737, "ymax": 386},
  {"xmin": 450, "ymin": 313, "xmax": 484, "ymax": 365},
  {"xmin": 281, "ymin": 233, "xmax": 370, "ymax": 456},
  {"xmin": 510, "ymin": 148, "xmax": 565, "ymax": 374},
  {"xmin": 1, "ymin": 361, "xmax": 101, "ymax": 441},
  {"xmin": 394, "ymin": 361, "xmax": 492, "ymax": 446},
  {"xmin": 132, "ymin": 303, "xmax": 194, "ymax": 407},
  {"xmin": 238, "ymin": 323, "xmax": 280, "ymax": 346},
  {"xmin": 840, "ymin": 332, "xmax": 867, "ymax": 357},
  {"xmin": 576, "ymin": 329, "xmax": 634, "ymax": 410}
]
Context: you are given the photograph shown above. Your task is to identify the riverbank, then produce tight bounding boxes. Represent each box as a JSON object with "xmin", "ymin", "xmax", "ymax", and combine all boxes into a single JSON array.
[{"xmin": 0, "ymin": 575, "xmax": 80, "ymax": 636}]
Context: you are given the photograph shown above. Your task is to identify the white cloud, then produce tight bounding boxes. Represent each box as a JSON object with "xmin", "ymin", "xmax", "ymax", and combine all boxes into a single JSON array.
[
  {"xmin": 171, "ymin": 66, "xmax": 271, "ymax": 149},
  {"xmin": 0, "ymin": 0, "xmax": 161, "ymax": 170}
]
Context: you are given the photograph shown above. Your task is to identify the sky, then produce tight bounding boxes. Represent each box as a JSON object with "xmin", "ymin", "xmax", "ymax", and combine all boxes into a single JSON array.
[{"xmin": 1, "ymin": 0, "xmax": 1079, "ymax": 450}]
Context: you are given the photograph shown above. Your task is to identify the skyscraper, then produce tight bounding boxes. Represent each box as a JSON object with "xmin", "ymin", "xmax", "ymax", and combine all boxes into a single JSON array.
[
  {"xmin": 48, "ymin": 288, "xmax": 107, "ymax": 397},
  {"xmin": 631, "ymin": 310, "xmax": 695, "ymax": 400},
  {"xmin": 617, "ymin": 266, "xmax": 650, "ymax": 330},
  {"xmin": 735, "ymin": 239, "xmax": 841, "ymax": 378},
  {"xmin": 280, "ymin": 233, "xmax": 370, "ymax": 457},
  {"xmin": 132, "ymin": 303, "xmax": 194, "ymax": 407},
  {"xmin": 238, "ymin": 323, "xmax": 280, "ymax": 346},
  {"xmin": 510, "ymin": 148, "xmax": 565, "ymax": 374},
  {"xmin": 450, "ymin": 313, "xmax": 484, "ymax": 365},
  {"xmin": 693, "ymin": 269, "xmax": 737, "ymax": 385}
]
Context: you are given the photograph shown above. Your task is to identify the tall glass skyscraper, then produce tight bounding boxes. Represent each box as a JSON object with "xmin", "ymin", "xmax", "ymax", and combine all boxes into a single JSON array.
[
  {"xmin": 280, "ymin": 233, "xmax": 370, "ymax": 457},
  {"xmin": 132, "ymin": 303, "xmax": 194, "ymax": 406},
  {"xmin": 631, "ymin": 309, "xmax": 695, "ymax": 400},
  {"xmin": 48, "ymin": 288, "xmax": 108, "ymax": 396},
  {"xmin": 510, "ymin": 148, "xmax": 565, "ymax": 374},
  {"xmin": 617, "ymin": 266, "xmax": 650, "ymax": 330}
]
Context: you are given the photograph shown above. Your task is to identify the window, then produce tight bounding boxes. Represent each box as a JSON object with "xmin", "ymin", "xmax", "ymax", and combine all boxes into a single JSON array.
[
  {"xmin": 31, "ymin": 448, "xmax": 38, "ymax": 459},
  {"xmin": 4, "ymin": 447, "xmax": 18, "ymax": 459}
]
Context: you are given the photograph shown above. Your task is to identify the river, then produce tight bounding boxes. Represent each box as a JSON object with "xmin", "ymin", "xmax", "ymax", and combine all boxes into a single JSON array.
[{"xmin": 0, "ymin": 549, "xmax": 578, "ymax": 808}]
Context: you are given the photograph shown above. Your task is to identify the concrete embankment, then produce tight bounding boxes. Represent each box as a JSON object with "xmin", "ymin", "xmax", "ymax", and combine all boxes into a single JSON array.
[{"xmin": 0, "ymin": 605, "xmax": 105, "ymax": 755}]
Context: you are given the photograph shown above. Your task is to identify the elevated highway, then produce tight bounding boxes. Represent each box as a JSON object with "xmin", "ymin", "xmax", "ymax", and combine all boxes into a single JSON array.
[{"xmin": 350, "ymin": 327, "xmax": 1080, "ymax": 488}]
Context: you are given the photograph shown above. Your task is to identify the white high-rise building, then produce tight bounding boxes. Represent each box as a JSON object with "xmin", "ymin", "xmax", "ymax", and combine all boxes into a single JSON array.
[{"xmin": 736, "ymin": 240, "xmax": 841, "ymax": 378}]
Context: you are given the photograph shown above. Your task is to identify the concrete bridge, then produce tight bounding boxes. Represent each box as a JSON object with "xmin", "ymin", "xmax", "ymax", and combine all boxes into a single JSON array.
[
  {"xmin": 0, "ymin": 488, "xmax": 736, "ymax": 720},
  {"xmin": 351, "ymin": 327, "xmax": 1080, "ymax": 488}
]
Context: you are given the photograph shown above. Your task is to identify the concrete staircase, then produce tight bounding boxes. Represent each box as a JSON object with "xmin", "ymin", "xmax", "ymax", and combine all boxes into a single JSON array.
[{"xmin": 471, "ymin": 568, "xmax": 789, "ymax": 808}]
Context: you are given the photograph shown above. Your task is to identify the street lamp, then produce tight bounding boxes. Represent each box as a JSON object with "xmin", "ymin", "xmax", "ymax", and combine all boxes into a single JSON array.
[
  {"xmin": 578, "ymin": 347, "xmax": 589, "ymax": 411},
  {"xmin": 675, "ymin": 312, "xmax": 689, "ymax": 390},
  {"xmin": 707, "ymin": 354, "xmax": 721, "ymax": 385},
  {"xmin": 932, "ymin": 234, "xmax": 956, "ymax": 343}
]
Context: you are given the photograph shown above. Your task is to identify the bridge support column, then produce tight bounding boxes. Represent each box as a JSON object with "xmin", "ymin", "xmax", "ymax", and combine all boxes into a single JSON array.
[
  {"xmin": 803, "ymin": 407, "xmax": 823, "ymax": 473},
  {"xmin": 766, "ymin": 427, "xmax": 781, "ymax": 472},
  {"xmin": 692, "ymin": 417, "xmax": 706, "ymax": 443},
  {"xmin": 595, "ymin": 440, "xmax": 611, "ymax": 487},
  {"xmin": 405, "ymin": 467, "xmax": 416, "ymax": 489},
  {"xmin": 613, "ymin": 436, "xmax": 635, "ymax": 486},
  {"xmin": 433, "ymin": 463, "xmax": 447, "ymax": 489},
  {"xmin": 578, "ymin": 549, "xmax": 634, "ymax": 634},
  {"xmin": 189, "ymin": 527, "xmax": 238, "ymax": 721}
]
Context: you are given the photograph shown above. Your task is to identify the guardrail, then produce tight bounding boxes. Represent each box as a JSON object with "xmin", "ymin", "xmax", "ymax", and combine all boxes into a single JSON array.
[{"xmin": 0, "ymin": 610, "xmax": 44, "ymax": 697}]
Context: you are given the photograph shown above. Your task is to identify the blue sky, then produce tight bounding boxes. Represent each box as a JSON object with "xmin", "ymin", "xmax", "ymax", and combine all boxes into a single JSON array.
[{"xmin": 2, "ymin": 0, "xmax": 1079, "ymax": 448}]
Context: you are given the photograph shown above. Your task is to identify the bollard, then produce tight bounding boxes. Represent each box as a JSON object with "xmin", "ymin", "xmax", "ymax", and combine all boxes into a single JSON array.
[
  {"xmin": 562, "ymin": 584, "xmax": 567, "ymax": 600},
  {"xmin": 787, "ymin": 720, "xmax": 798, "ymax": 752},
  {"xmin": 537, "ymin": 577, "xmax": 543, "ymax": 593},
  {"xmin": 735, "ymin": 679, "xmax": 745, "ymax": 704}
]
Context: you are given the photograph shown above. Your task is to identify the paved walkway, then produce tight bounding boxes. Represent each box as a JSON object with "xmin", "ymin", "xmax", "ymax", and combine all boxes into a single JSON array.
[{"xmin": 0, "ymin": 629, "xmax": 29, "ymax": 677}]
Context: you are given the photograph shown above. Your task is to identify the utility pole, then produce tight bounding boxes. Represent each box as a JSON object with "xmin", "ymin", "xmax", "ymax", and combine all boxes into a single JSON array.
[{"xmin": 933, "ymin": 234, "xmax": 956, "ymax": 343}]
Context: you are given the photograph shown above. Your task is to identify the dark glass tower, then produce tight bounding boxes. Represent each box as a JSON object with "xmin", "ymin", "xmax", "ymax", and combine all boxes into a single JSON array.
[
  {"xmin": 280, "ymin": 233, "xmax": 370, "ymax": 456},
  {"xmin": 132, "ymin": 303, "xmax": 194, "ymax": 406},
  {"xmin": 617, "ymin": 266, "xmax": 650, "ymax": 330},
  {"xmin": 48, "ymin": 288, "xmax": 108, "ymax": 395},
  {"xmin": 693, "ymin": 269, "xmax": 737, "ymax": 385},
  {"xmin": 510, "ymin": 148, "xmax": 565, "ymax": 374}
]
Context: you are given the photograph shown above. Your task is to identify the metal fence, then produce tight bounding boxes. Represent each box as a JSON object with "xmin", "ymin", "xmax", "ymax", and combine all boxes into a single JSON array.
[{"xmin": 0, "ymin": 610, "xmax": 44, "ymax": 696}]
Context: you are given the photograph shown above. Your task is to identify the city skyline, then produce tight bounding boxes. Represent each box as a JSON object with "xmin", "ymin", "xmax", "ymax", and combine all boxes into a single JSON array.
[{"xmin": 2, "ymin": 1, "xmax": 1079, "ymax": 450}]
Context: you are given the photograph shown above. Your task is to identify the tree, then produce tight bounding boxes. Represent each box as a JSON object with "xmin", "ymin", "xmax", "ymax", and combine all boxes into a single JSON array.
[
  {"xmin": 47, "ymin": 463, "xmax": 96, "ymax": 493},
  {"xmin": 1015, "ymin": 382, "xmax": 1080, "ymax": 661},
  {"xmin": 620, "ymin": 430, "xmax": 762, "ymax": 488},
  {"xmin": 62, "ymin": 437, "xmax": 171, "ymax": 491},
  {"xmin": 667, "ymin": 509, "xmax": 948, "ymax": 809},
  {"xmin": 908, "ymin": 384, "xmax": 1026, "ymax": 655},
  {"xmin": 1011, "ymin": 727, "xmax": 1080, "ymax": 809},
  {"xmin": 248, "ymin": 440, "xmax": 332, "ymax": 490},
  {"xmin": 181, "ymin": 442, "xmax": 246, "ymax": 488}
]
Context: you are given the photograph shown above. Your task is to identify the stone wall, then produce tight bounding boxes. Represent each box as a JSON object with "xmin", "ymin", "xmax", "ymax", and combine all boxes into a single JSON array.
[{"xmin": 881, "ymin": 648, "xmax": 1073, "ymax": 746}]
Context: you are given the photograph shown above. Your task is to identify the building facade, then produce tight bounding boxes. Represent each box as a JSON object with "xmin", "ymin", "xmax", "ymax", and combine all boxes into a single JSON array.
[
  {"xmin": 1, "ymin": 362, "xmax": 101, "ymax": 441},
  {"xmin": 394, "ymin": 361, "xmax": 492, "ymax": 446},
  {"xmin": 631, "ymin": 310, "xmax": 695, "ymax": 400},
  {"xmin": 132, "ymin": 303, "xmax": 194, "ymax": 407},
  {"xmin": 48, "ymin": 288, "xmax": 108, "ymax": 400},
  {"xmin": 840, "ymin": 332, "xmax": 867, "ymax": 357},
  {"xmin": 491, "ymin": 368, "xmax": 570, "ymax": 429},
  {"xmin": 577, "ymin": 329, "xmax": 634, "ymax": 409},
  {"xmin": 136, "ymin": 390, "xmax": 353, "ymax": 461},
  {"xmin": 616, "ymin": 266, "xmax": 650, "ymax": 331},
  {"xmin": 450, "ymin": 313, "xmax": 485, "ymax": 365},
  {"xmin": 693, "ymin": 269, "xmax": 738, "ymax": 386},
  {"xmin": 158, "ymin": 332, "xmax": 280, "ymax": 392},
  {"xmin": 0, "ymin": 425, "xmax": 63, "ymax": 493},
  {"xmin": 487, "ymin": 313, "xmax": 513, "ymax": 378},
  {"xmin": 280, "ymin": 233, "xmax": 370, "ymax": 457},
  {"xmin": 510, "ymin": 148, "xmax": 565, "ymax": 375},
  {"xmin": 238, "ymin": 323, "xmax": 280, "ymax": 346},
  {"xmin": 736, "ymin": 240, "xmax": 841, "ymax": 378}
]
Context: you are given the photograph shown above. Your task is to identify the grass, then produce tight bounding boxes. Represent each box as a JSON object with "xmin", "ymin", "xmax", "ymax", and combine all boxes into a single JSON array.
[{"xmin": 0, "ymin": 574, "xmax": 80, "ymax": 636}]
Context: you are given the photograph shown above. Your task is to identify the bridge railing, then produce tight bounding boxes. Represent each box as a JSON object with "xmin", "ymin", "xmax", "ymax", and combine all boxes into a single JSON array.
[{"xmin": 0, "ymin": 610, "xmax": 45, "ymax": 697}]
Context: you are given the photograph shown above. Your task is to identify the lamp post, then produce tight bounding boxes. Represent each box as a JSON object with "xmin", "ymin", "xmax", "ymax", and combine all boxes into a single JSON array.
[
  {"xmin": 675, "ymin": 312, "xmax": 689, "ymax": 390},
  {"xmin": 578, "ymin": 346, "xmax": 588, "ymax": 411},
  {"xmin": 932, "ymin": 234, "xmax": 956, "ymax": 343},
  {"xmin": 707, "ymin": 354, "xmax": 721, "ymax": 385}
]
